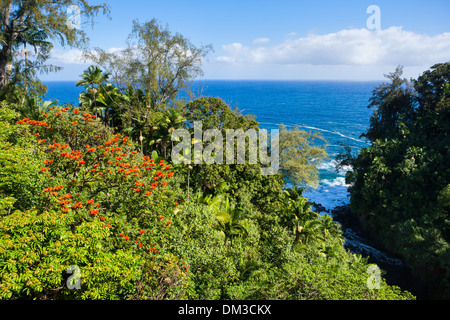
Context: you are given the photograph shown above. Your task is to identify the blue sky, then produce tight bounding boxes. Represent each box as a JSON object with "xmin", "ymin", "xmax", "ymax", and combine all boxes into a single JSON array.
[{"xmin": 43, "ymin": 0, "xmax": 450, "ymax": 81}]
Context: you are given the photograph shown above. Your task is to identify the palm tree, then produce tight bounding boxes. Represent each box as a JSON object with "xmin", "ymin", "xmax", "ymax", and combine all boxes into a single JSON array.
[
  {"xmin": 297, "ymin": 220, "xmax": 324, "ymax": 245},
  {"xmin": 196, "ymin": 182, "xmax": 248, "ymax": 246},
  {"xmin": 319, "ymin": 214, "xmax": 341, "ymax": 238},
  {"xmin": 151, "ymin": 108, "xmax": 186, "ymax": 158},
  {"xmin": 76, "ymin": 65, "xmax": 109, "ymax": 90},
  {"xmin": 96, "ymin": 82, "xmax": 129, "ymax": 127},
  {"xmin": 76, "ymin": 66, "xmax": 110, "ymax": 115}
]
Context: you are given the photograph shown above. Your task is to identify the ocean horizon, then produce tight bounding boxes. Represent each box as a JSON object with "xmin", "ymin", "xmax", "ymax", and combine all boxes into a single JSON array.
[{"xmin": 43, "ymin": 79, "xmax": 379, "ymax": 211}]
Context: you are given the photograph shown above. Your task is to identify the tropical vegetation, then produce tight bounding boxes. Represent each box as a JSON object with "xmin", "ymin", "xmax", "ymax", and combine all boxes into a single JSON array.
[
  {"xmin": 339, "ymin": 64, "xmax": 450, "ymax": 299},
  {"xmin": 0, "ymin": 1, "xmax": 418, "ymax": 300}
]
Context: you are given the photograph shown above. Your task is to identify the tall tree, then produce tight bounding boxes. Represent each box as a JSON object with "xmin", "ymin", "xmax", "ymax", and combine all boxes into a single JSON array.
[
  {"xmin": 361, "ymin": 66, "xmax": 417, "ymax": 142},
  {"xmin": 84, "ymin": 18, "xmax": 212, "ymax": 110},
  {"xmin": 278, "ymin": 124, "xmax": 328, "ymax": 188},
  {"xmin": 84, "ymin": 18, "xmax": 212, "ymax": 155},
  {"xmin": 0, "ymin": 0, "xmax": 110, "ymax": 91}
]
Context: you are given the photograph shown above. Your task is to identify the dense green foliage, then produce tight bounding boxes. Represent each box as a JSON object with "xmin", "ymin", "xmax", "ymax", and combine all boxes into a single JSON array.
[
  {"xmin": 0, "ymin": 94, "xmax": 414, "ymax": 300},
  {"xmin": 341, "ymin": 63, "xmax": 450, "ymax": 298},
  {"xmin": 0, "ymin": 0, "xmax": 110, "ymax": 103},
  {"xmin": 0, "ymin": 7, "xmax": 416, "ymax": 300}
]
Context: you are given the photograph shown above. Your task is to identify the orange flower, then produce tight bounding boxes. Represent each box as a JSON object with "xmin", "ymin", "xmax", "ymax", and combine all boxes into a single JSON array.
[
  {"xmin": 145, "ymin": 192, "xmax": 152, "ymax": 196},
  {"xmin": 78, "ymin": 160, "xmax": 85, "ymax": 165},
  {"xmin": 72, "ymin": 202, "xmax": 83, "ymax": 209}
]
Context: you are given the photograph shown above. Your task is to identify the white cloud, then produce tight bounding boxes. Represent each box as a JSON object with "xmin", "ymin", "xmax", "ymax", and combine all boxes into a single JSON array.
[
  {"xmin": 49, "ymin": 49, "xmax": 86, "ymax": 65},
  {"xmin": 252, "ymin": 37, "xmax": 270, "ymax": 45},
  {"xmin": 217, "ymin": 26, "xmax": 450, "ymax": 67}
]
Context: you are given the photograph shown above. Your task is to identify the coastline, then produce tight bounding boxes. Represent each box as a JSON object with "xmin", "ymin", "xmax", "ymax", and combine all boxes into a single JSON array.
[{"xmin": 329, "ymin": 204, "xmax": 426, "ymax": 299}]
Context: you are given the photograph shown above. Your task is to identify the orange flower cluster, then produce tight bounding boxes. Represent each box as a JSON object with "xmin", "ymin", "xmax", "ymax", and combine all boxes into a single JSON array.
[
  {"xmin": 180, "ymin": 261, "xmax": 189, "ymax": 271},
  {"xmin": 58, "ymin": 149, "xmax": 84, "ymax": 162},
  {"xmin": 59, "ymin": 194, "xmax": 73, "ymax": 204},
  {"xmin": 72, "ymin": 202, "xmax": 83, "ymax": 209},
  {"xmin": 47, "ymin": 142, "xmax": 69, "ymax": 151},
  {"xmin": 28, "ymin": 112, "xmax": 180, "ymax": 262},
  {"xmin": 119, "ymin": 233, "xmax": 130, "ymax": 241},
  {"xmin": 17, "ymin": 118, "xmax": 49, "ymax": 127},
  {"xmin": 149, "ymin": 247, "xmax": 159, "ymax": 254},
  {"xmin": 43, "ymin": 185, "xmax": 64, "ymax": 193},
  {"xmin": 59, "ymin": 199, "xmax": 72, "ymax": 206},
  {"xmin": 82, "ymin": 113, "xmax": 96, "ymax": 122}
]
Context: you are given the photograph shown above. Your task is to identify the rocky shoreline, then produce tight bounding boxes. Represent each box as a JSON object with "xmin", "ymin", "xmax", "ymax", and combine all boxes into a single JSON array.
[{"xmin": 313, "ymin": 203, "xmax": 425, "ymax": 299}]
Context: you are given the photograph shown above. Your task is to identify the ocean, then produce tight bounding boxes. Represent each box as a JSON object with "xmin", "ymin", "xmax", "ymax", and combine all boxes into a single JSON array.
[{"xmin": 43, "ymin": 80, "xmax": 379, "ymax": 212}]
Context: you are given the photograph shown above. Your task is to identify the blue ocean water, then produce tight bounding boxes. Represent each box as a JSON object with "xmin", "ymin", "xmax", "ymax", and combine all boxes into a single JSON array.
[{"xmin": 43, "ymin": 80, "xmax": 379, "ymax": 211}]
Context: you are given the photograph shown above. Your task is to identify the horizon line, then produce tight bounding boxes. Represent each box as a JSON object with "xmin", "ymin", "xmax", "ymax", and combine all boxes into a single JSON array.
[{"xmin": 43, "ymin": 78, "xmax": 384, "ymax": 83}]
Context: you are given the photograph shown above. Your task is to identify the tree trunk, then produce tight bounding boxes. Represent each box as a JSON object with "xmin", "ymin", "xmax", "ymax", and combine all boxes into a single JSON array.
[
  {"xmin": 0, "ymin": 3, "xmax": 13, "ymax": 91},
  {"xmin": 0, "ymin": 47, "xmax": 10, "ymax": 90}
]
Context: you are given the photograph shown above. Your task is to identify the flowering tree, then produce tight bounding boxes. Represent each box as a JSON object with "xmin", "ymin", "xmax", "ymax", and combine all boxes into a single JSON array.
[{"xmin": 0, "ymin": 104, "xmax": 188, "ymax": 299}]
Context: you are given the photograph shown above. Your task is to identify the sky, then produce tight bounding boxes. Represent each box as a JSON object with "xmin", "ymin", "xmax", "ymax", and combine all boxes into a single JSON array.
[{"xmin": 42, "ymin": 0, "xmax": 450, "ymax": 81}]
